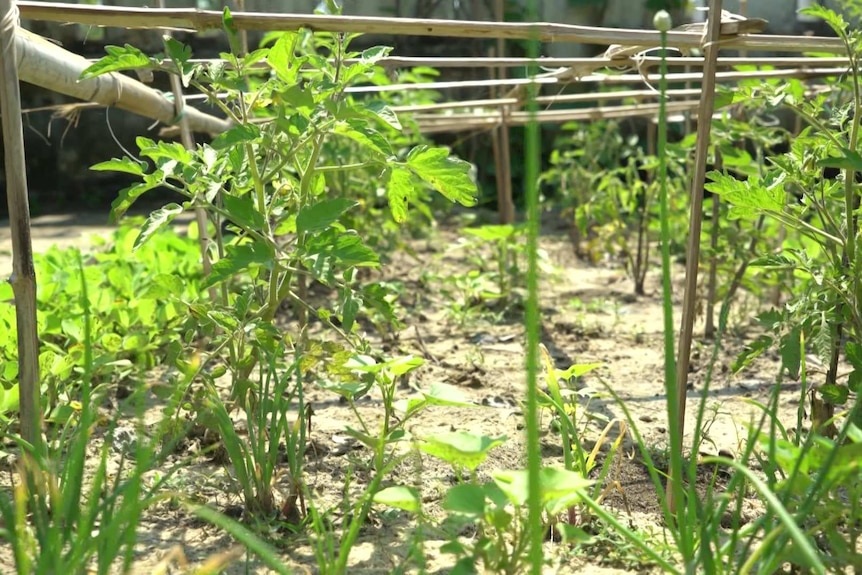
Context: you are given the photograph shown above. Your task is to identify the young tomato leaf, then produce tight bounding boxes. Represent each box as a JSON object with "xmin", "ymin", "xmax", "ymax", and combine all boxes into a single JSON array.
[
  {"xmin": 385, "ymin": 165, "xmax": 415, "ymax": 223},
  {"xmin": 361, "ymin": 101, "xmax": 402, "ymax": 131},
  {"xmin": 333, "ymin": 121, "xmax": 394, "ymax": 159},
  {"xmin": 204, "ymin": 241, "xmax": 273, "ymax": 288},
  {"xmin": 405, "ymin": 145, "xmax": 477, "ymax": 208},
  {"xmin": 134, "ymin": 204, "xmax": 184, "ymax": 251},
  {"xmin": 90, "ymin": 157, "xmax": 147, "ymax": 177},
  {"xmin": 816, "ymin": 148, "xmax": 862, "ymax": 172},
  {"xmin": 222, "ymin": 193, "xmax": 267, "ymax": 231},
  {"xmin": 212, "ymin": 124, "xmax": 260, "ymax": 151},
  {"xmin": 80, "ymin": 44, "xmax": 152, "ymax": 79},
  {"xmin": 297, "ymin": 198, "xmax": 358, "ymax": 235},
  {"xmin": 704, "ymin": 171, "xmax": 784, "ymax": 219},
  {"xmin": 268, "ymin": 33, "xmax": 300, "ymax": 83}
]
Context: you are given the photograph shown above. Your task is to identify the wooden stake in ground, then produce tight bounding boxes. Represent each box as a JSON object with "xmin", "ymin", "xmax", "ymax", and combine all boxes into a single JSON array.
[
  {"xmin": 667, "ymin": 0, "xmax": 724, "ymax": 515},
  {"xmin": 0, "ymin": 0, "xmax": 42, "ymax": 452},
  {"xmin": 494, "ymin": 0, "xmax": 515, "ymax": 225}
]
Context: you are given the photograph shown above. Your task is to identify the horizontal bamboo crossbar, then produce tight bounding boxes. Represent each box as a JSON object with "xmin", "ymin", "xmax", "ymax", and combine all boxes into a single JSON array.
[
  {"xmin": 18, "ymin": 2, "xmax": 846, "ymax": 54},
  {"xmin": 414, "ymin": 100, "xmax": 704, "ymax": 133},
  {"xmin": 344, "ymin": 67, "xmax": 849, "ymax": 94}
]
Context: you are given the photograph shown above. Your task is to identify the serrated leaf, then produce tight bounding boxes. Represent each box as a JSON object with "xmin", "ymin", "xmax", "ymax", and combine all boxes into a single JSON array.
[
  {"xmin": 406, "ymin": 145, "xmax": 477, "ymax": 208},
  {"xmin": 222, "ymin": 7, "xmax": 242, "ymax": 56},
  {"xmin": 297, "ymin": 197, "xmax": 358, "ymax": 234},
  {"xmin": 268, "ymin": 33, "xmax": 300, "ymax": 83},
  {"xmin": 80, "ymin": 44, "xmax": 152, "ymax": 79},
  {"xmin": 362, "ymin": 101, "xmax": 402, "ymax": 131},
  {"xmin": 732, "ymin": 334, "xmax": 774, "ymax": 373},
  {"xmin": 816, "ymin": 149, "xmax": 862, "ymax": 172},
  {"xmin": 846, "ymin": 341, "xmax": 862, "ymax": 371},
  {"xmin": 749, "ymin": 253, "xmax": 796, "ymax": 269},
  {"xmin": 704, "ymin": 171, "xmax": 784, "ymax": 218},
  {"xmin": 780, "ymin": 328, "xmax": 801, "ymax": 380},
  {"xmin": 139, "ymin": 273, "xmax": 184, "ymax": 300},
  {"xmin": 819, "ymin": 383, "xmax": 849, "ymax": 405},
  {"xmin": 134, "ymin": 203, "xmax": 184, "ymax": 251},
  {"xmin": 111, "ymin": 181, "xmax": 160, "ymax": 221},
  {"xmin": 386, "ymin": 165, "xmax": 414, "ymax": 223},
  {"xmin": 90, "ymin": 157, "xmax": 147, "ymax": 176},
  {"xmin": 211, "ymin": 124, "xmax": 260, "ymax": 150},
  {"xmin": 203, "ymin": 241, "xmax": 273, "ymax": 288},
  {"xmin": 222, "ymin": 193, "xmax": 266, "ymax": 231},
  {"xmin": 334, "ymin": 121, "xmax": 394, "ymax": 158},
  {"xmin": 373, "ymin": 485, "xmax": 419, "ymax": 513},
  {"xmin": 361, "ymin": 45, "xmax": 392, "ymax": 64}
]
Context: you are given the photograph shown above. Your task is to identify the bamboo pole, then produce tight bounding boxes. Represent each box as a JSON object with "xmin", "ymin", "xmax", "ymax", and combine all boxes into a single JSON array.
[
  {"xmin": 343, "ymin": 67, "xmax": 849, "ymax": 94},
  {"xmin": 15, "ymin": 1, "xmax": 846, "ymax": 54},
  {"xmin": 0, "ymin": 0, "xmax": 42, "ymax": 452},
  {"xmin": 158, "ymin": 0, "xmax": 214, "ymax": 300},
  {"xmin": 137, "ymin": 55, "xmax": 851, "ymax": 70},
  {"xmin": 669, "ymin": 0, "xmax": 725, "ymax": 515},
  {"xmin": 413, "ymin": 100, "xmax": 704, "ymax": 133},
  {"xmin": 14, "ymin": 27, "xmax": 231, "ymax": 136},
  {"xmin": 494, "ymin": 0, "xmax": 514, "ymax": 225}
]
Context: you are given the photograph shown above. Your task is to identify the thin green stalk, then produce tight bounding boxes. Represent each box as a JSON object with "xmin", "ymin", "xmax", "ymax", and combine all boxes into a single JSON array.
[
  {"xmin": 523, "ymin": 1, "xmax": 543, "ymax": 573},
  {"xmin": 653, "ymin": 11, "xmax": 687, "ymax": 548}
]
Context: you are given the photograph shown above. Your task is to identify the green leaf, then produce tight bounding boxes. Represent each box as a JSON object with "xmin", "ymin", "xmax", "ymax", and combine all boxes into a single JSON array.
[
  {"xmin": 816, "ymin": 149, "xmax": 862, "ymax": 172},
  {"xmin": 334, "ymin": 121, "xmax": 394, "ymax": 159},
  {"xmin": 222, "ymin": 7, "xmax": 242, "ymax": 56},
  {"xmin": 222, "ymin": 193, "xmax": 266, "ymax": 231},
  {"xmin": 846, "ymin": 341, "xmax": 862, "ymax": 371},
  {"xmin": 492, "ymin": 467, "xmax": 592, "ymax": 514},
  {"xmin": 749, "ymin": 253, "xmax": 796, "ymax": 270},
  {"xmin": 423, "ymin": 383, "xmax": 475, "ymax": 408},
  {"xmin": 733, "ymin": 334, "xmax": 774, "ymax": 373},
  {"xmin": 442, "ymin": 483, "xmax": 486, "ymax": 517},
  {"xmin": 268, "ymin": 33, "xmax": 300, "ymax": 83},
  {"xmin": 0, "ymin": 384, "xmax": 19, "ymax": 412},
  {"xmin": 297, "ymin": 198, "xmax": 358, "ymax": 235},
  {"xmin": 559, "ymin": 362, "xmax": 603, "ymax": 380},
  {"xmin": 80, "ymin": 44, "xmax": 152, "ymax": 79},
  {"xmin": 90, "ymin": 157, "xmax": 147, "ymax": 176},
  {"xmin": 819, "ymin": 384, "xmax": 849, "ymax": 405},
  {"xmin": 211, "ymin": 124, "xmax": 260, "ymax": 151},
  {"xmin": 362, "ymin": 101, "xmax": 402, "ymax": 131},
  {"xmin": 386, "ymin": 165, "xmax": 414, "ymax": 223},
  {"xmin": 111, "ymin": 181, "xmax": 161, "ymax": 220},
  {"xmin": 405, "ymin": 145, "xmax": 477, "ymax": 208},
  {"xmin": 373, "ymin": 485, "xmax": 420, "ymax": 513},
  {"xmin": 463, "ymin": 224, "xmax": 519, "ymax": 241},
  {"xmin": 140, "ymin": 273, "xmax": 185, "ymax": 300},
  {"xmin": 203, "ymin": 241, "xmax": 274, "ymax": 288},
  {"xmin": 704, "ymin": 171, "xmax": 785, "ymax": 219},
  {"xmin": 419, "ymin": 432, "xmax": 507, "ymax": 471},
  {"xmin": 164, "ymin": 36, "xmax": 195, "ymax": 87},
  {"xmin": 134, "ymin": 204, "xmax": 184, "ymax": 251},
  {"xmin": 780, "ymin": 328, "xmax": 801, "ymax": 380}
]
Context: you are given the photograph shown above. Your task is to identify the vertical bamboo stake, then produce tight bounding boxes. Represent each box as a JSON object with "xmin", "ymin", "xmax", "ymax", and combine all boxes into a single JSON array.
[
  {"xmin": 668, "ymin": 0, "xmax": 724, "ymax": 514},
  {"xmin": 495, "ymin": 0, "xmax": 515, "ymax": 224},
  {"xmin": 0, "ymin": 0, "xmax": 42, "ymax": 452},
  {"xmin": 704, "ymin": 145, "xmax": 721, "ymax": 338},
  {"xmin": 158, "ymin": 0, "xmax": 214, "ymax": 301}
]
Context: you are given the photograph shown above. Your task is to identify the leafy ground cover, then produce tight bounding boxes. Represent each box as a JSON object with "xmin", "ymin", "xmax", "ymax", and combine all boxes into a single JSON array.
[{"xmin": 0, "ymin": 209, "xmax": 798, "ymax": 574}]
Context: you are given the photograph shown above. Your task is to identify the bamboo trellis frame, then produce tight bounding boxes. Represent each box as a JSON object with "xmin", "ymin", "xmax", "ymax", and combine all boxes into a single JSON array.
[{"xmin": 1, "ymin": 0, "xmax": 857, "ymax": 486}]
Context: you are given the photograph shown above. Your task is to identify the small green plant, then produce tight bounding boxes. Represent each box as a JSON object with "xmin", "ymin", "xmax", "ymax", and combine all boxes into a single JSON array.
[
  {"xmin": 440, "ymin": 467, "xmax": 592, "ymax": 575},
  {"xmin": 0, "ymin": 252, "xmax": 179, "ymax": 574}
]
